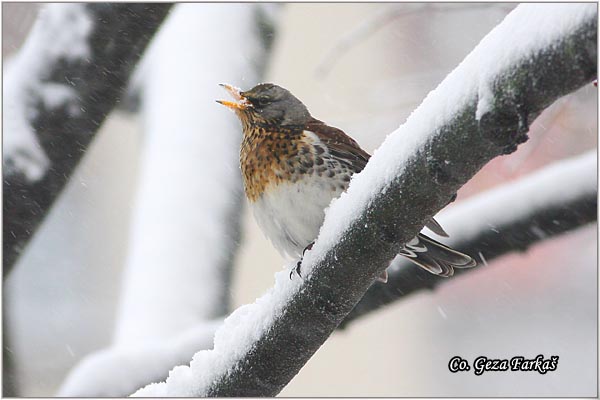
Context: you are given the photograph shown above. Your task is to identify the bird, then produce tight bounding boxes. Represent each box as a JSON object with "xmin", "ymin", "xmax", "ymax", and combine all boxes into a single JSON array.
[{"xmin": 217, "ymin": 83, "xmax": 476, "ymax": 282}]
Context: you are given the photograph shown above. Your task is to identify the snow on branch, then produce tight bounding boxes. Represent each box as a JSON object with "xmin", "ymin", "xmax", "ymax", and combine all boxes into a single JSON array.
[
  {"xmin": 341, "ymin": 151, "xmax": 597, "ymax": 327},
  {"xmin": 3, "ymin": 4, "xmax": 172, "ymax": 272},
  {"xmin": 112, "ymin": 2, "xmax": 270, "ymax": 349},
  {"xmin": 57, "ymin": 4, "xmax": 277, "ymax": 397},
  {"xmin": 134, "ymin": 4, "xmax": 596, "ymax": 397},
  {"xmin": 58, "ymin": 320, "xmax": 222, "ymax": 397}
]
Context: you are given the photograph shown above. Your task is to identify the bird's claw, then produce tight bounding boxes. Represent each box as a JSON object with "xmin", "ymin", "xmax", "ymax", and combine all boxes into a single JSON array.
[
  {"xmin": 289, "ymin": 260, "xmax": 303, "ymax": 280},
  {"xmin": 302, "ymin": 242, "xmax": 314, "ymax": 256},
  {"xmin": 289, "ymin": 242, "xmax": 314, "ymax": 280}
]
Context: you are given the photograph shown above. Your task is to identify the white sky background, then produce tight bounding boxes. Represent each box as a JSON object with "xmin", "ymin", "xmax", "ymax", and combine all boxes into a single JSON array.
[{"xmin": 4, "ymin": 3, "xmax": 597, "ymax": 397}]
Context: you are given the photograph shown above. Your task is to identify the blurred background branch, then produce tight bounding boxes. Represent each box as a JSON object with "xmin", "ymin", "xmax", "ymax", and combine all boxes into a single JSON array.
[
  {"xmin": 58, "ymin": 320, "xmax": 222, "ymax": 396},
  {"xmin": 2, "ymin": 4, "xmax": 171, "ymax": 396},
  {"xmin": 111, "ymin": 2, "xmax": 271, "ymax": 347},
  {"xmin": 3, "ymin": 3, "xmax": 173, "ymax": 273},
  {"xmin": 56, "ymin": 4, "xmax": 278, "ymax": 396},
  {"xmin": 341, "ymin": 151, "xmax": 597, "ymax": 327}
]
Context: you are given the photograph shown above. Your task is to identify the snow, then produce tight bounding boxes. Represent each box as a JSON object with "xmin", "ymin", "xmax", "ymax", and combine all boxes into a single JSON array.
[
  {"xmin": 3, "ymin": 78, "xmax": 49, "ymax": 181},
  {"xmin": 59, "ymin": 3, "xmax": 278, "ymax": 397},
  {"xmin": 305, "ymin": 3, "xmax": 596, "ymax": 269},
  {"xmin": 38, "ymin": 83, "xmax": 79, "ymax": 113},
  {"xmin": 436, "ymin": 305, "xmax": 448, "ymax": 320},
  {"xmin": 3, "ymin": 4, "xmax": 92, "ymax": 182},
  {"xmin": 478, "ymin": 252, "xmax": 489, "ymax": 267},
  {"xmin": 386, "ymin": 151, "xmax": 596, "ymax": 272},
  {"xmin": 58, "ymin": 321, "xmax": 221, "ymax": 397},
  {"xmin": 112, "ymin": 3, "xmax": 267, "ymax": 347},
  {"xmin": 133, "ymin": 270, "xmax": 303, "ymax": 397},
  {"xmin": 435, "ymin": 151, "xmax": 597, "ymax": 243}
]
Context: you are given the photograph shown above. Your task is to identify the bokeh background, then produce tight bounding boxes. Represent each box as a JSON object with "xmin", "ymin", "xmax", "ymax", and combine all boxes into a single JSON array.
[{"xmin": 3, "ymin": 3, "xmax": 597, "ymax": 396}]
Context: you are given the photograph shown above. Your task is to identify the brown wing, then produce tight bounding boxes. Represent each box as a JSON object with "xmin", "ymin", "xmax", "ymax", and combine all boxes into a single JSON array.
[
  {"xmin": 306, "ymin": 118, "xmax": 454, "ymax": 248},
  {"xmin": 305, "ymin": 118, "xmax": 371, "ymax": 174},
  {"xmin": 305, "ymin": 118, "xmax": 448, "ymax": 237}
]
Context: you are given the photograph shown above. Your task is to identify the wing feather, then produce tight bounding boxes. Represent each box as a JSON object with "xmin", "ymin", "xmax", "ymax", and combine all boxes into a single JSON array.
[{"xmin": 305, "ymin": 118, "xmax": 370, "ymax": 174}]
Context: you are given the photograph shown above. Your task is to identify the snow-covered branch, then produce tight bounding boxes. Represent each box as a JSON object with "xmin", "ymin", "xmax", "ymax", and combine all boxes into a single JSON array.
[
  {"xmin": 2, "ymin": 4, "xmax": 172, "ymax": 272},
  {"xmin": 58, "ymin": 320, "xmax": 222, "ymax": 397},
  {"xmin": 133, "ymin": 4, "xmax": 596, "ymax": 397},
  {"xmin": 341, "ymin": 151, "xmax": 597, "ymax": 327},
  {"xmin": 112, "ymin": 2, "xmax": 270, "ymax": 348},
  {"xmin": 57, "ymin": 4, "xmax": 277, "ymax": 397}
]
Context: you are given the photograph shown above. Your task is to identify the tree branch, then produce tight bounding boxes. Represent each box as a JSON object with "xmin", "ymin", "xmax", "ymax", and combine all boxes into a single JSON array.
[
  {"xmin": 134, "ymin": 4, "xmax": 596, "ymax": 397},
  {"xmin": 112, "ymin": 3, "xmax": 267, "ymax": 347},
  {"xmin": 57, "ymin": 4, "xmax": 278, "ymax": 397},
  {"xmin": 58, "ymin": 320, "xmax": 223, "ymax": 397},
  {"xmin": 2, "ymin": 3, "xmax": 172, "ymax": 273},
  {"xmin": 341, "ymin": 151, "xmax": 597, "ymax": 328}
]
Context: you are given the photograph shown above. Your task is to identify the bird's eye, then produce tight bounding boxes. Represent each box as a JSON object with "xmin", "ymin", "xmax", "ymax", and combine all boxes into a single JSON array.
[{"xmin": 257, "ymin": 96, "xmax": 270, "ymax": 106}]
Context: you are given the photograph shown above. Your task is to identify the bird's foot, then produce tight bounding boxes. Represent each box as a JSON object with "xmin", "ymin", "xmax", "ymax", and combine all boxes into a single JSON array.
[
  {"xmin": 290, "ymin": 260, "xmax": 303, "ymax": 280},
  {"xmin": 302, "ymin": 242, "xmax": 314, "ymax": 256},
  {"xmin": 289, "ymin": 242, "xmax": 314, "ymax": 280}
]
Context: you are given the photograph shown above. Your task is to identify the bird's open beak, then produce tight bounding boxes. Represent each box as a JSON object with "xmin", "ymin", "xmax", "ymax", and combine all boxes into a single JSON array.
[{"xmin": 216, "ymin": 83, "xmax": 251, "ymax": 110}]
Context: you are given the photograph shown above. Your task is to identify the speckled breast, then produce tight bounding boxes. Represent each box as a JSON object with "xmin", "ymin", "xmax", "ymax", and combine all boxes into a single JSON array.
[{"xmin": 240, "ymin": 126, "xmax": 338, "ymax": 202}]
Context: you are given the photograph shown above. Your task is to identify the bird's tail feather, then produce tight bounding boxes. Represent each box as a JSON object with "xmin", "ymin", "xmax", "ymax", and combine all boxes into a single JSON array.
[{"xmin": 399, "ymin": 233, "xmax": 476, "ymax": 277}]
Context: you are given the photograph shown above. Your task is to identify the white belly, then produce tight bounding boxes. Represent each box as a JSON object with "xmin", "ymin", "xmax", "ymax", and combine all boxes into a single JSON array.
[{"xmin": 250, "ymin": 177, "xmax": 344, "ymax": 259}]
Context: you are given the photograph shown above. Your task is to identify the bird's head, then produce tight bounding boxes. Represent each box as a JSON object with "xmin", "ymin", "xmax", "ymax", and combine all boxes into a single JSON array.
[{"xmin": 217, "ymin": 83, "xmax": 311, "ymax": 128}]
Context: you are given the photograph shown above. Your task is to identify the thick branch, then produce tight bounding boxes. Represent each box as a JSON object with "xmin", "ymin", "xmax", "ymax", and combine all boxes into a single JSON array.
[
  {"xmin": 2, "ymin": 4, "xmax": 172, "ymax": 273},
  {"xmin": 112, "ymin": 3, "xmax": 267, "ymax": 346},
  {"xmin": 134, "ymin": 5, "xmax": 596, "ymax": 397},
  {"xmin": 341, "ymin": 151, "xmax": 597, "ymax": 327},
  {"xmin": 57, "ymin": 4, "xmax": 277, "ymax": 397}
]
